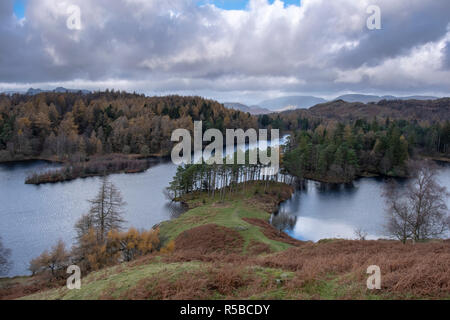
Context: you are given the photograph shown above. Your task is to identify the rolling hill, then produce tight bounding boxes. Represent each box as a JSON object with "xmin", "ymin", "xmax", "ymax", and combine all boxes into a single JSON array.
[
  {"xmin": 258, "ymin": 96, "xmax": 327, "ymax": 111},
  {"xmin": 334, "ymin": 94, "xmax": 439, "ymax": 104},
  {"xmin": 222, "ymin": 102, "xmax": 271, "ymax": 115}
]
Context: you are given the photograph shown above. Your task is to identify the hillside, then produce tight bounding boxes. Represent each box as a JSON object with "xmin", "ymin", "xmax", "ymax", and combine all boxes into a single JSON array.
[
  {"xmin": 225, "ymin": 94, "xmax": 442, "ymax": 114},
  {"xmin": 222, "ymin": 102, "xmax": 271, "ymax": 115},
  {"xmin": 258, "ymin": 96, "xmax": 326, "ymax": 111},
  {"xmin": 279, "ymin": 98, "xmax": 450, "ymax": 123},
  {"xmin": 0, "ymin": 92, "xmax": 258, "ymax": 163},
  {"xmin": 9, "ymin": 182, "xmax": 449, "ymax": 300},
  {"xmin": 334, "ymin": 94, "xmax": 438, "ymax": 104}
]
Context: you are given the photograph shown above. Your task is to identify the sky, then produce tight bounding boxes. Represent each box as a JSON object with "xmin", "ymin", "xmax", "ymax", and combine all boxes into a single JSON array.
[
  {"xmin": 196, "ymin": 0, "xmax": 301, "ymax": 10},
  {"xmin": 2, "ymin": 0, "xmax": 450, "ymax": 104},
  {"xmin": 13, "ymin": 0, "xmax": 27, "ymax": 19}
]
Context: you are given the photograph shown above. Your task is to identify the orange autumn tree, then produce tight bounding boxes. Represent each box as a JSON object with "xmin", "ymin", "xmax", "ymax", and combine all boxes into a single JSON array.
[
  {"xmin": 30, "ymin": 179, "xmax": 162, "ymax": 277},
  {"xmin": 73, "ymin": 228, "xmax": 119, "ymax": 272},
  {"xmin": 107, "ymin": 228, "xmax": 160, "ymax": 262},
  {"xmin": 28, "ymin": 240, "xmax": 70, "ymax": 278},
  {"xmin": 72, "ymin": 227, "xmax": 161, "ymax": 272}
]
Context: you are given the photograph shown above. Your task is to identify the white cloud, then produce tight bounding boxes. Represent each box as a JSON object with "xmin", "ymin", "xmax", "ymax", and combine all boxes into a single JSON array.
[
  {"xmin": 1, "ymin": 0, "xmax": 449, "ymax": 103},
  {"xmin": 336, "ymin": 32, "xmax": 450, "ymax": 89}
]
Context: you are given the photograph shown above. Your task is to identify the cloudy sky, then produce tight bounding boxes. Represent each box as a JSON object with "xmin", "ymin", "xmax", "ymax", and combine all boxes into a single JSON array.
[{"xmin": 1, "ymin": 0, "xmax": 450, "ymax": 104}]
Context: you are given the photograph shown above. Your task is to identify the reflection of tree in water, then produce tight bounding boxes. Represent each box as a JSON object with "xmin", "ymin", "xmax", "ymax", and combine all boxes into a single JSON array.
[
  {"xmin": 271, "ymin": 209, "xmax": 297, "ymax": 235},
  {"xmin": 165, "ymin": 202, "xmax": 187, "ymax": 219},
  {"xmin": 295, "ymin": 179, "xmax": 307, "ymax": 191},
  {"xmin": 316, "ymin": 181, "xmax": 355, "ymax": 192}
]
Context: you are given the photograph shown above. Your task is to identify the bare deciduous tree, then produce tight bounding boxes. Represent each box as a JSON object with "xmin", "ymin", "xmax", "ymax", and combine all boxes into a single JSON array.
[
  {"xmin": 74, "ymin": 213, "xmax": 94, "ymax": 241},
  {"xmin": 0, "ymin": 236, "xmax": 12, "ymax": 276},
  {"xmin": 87, "ymin": 177, "xmax": 127, "ymax": 241},
  {"xmin": 354, "ymin": 228, "xmax": 368, "ymax": 240},
  {"xmin": 383, "ymin": 160, "xmax": 449, "ymax": 243}
]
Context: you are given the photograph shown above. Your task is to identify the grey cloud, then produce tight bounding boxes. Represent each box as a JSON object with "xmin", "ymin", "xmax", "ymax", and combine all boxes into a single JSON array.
[
  {"xmin": 332, "ymin": 1, "xmax": 450, "ymax": 69},
  {"xmin": 0, "ymin": 0, "xmax": 449, "ymax": 99},
  {"xmin": 444, "ymin": 41, "xmax": 450, "ymax": 69}
]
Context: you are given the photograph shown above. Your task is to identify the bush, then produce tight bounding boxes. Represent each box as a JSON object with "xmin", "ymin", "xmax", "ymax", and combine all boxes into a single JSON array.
[{"xmin": 29, "ymin": 240, "xmax": 70, "ymax": 279}]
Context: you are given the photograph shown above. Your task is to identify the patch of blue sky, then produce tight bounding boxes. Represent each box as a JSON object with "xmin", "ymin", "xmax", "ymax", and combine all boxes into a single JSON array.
[
  {"xmin": 13, "ymin": 0, "xmax": 27, "ymax": 19},
  {"xmin": 197, "ymin": 0, "xmax": 301, "ymax": 10}
]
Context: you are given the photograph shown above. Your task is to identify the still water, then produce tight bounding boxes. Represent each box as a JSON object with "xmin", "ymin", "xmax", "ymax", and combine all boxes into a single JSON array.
[
  {"xmin": 279, "ymin": 164, "xmax": 450, "ymax": 242},
  {"xmin": 0, "ymin": 138, "xmax": 283, "ymax": 277},
  {"xmin": 1, "ymin": 158, "xmax": 449, "ymax": 277},
  {"xmin": 0, "ymin": 159, "xmax": 179, "ymax": 277}
]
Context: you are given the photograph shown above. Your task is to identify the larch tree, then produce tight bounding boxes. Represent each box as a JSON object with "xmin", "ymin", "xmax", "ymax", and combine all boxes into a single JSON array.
[{"xmin": 88, "ymin": 177, "xmax": 127, "ymax": 242}]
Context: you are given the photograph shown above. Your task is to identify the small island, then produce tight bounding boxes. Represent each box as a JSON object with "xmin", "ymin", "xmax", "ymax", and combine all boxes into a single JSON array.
[{"xmin": 25, "ymin": 154, "xmax": 150, "ymax": 184}]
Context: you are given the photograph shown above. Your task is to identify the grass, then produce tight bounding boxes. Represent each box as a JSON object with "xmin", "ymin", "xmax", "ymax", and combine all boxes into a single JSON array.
[
  {"xmin": 7, "ymin": 181, "xmax": 450, "ymax": 300},
  {"xmin": 23, "ymin": 261, "xmax": 204, "ymax": 300},
  {"xmin": 160, "ymin": 200, "xmax": 291, "ymax": 253},
  {"xmin": 159, "ymin": 181, "xmax": 295, "ymax": 254}
]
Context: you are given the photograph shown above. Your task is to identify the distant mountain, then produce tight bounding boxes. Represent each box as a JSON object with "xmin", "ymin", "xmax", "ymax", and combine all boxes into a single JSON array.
[
  {"xmin": 26, "ymin": 88, "xmax": 45, "ymax": 95},
  {"xmin": 334, "ymin": 94, "xmax": 439, "ymax": 103},
  {"xmin": 0, "ymin": 87, "xmax": 91, "ymax": 95},
  {"xmin": 28, "ymin": 87, "xmax": 91, "ymax": 95},
  {"xmin": 334, "ymin": 94, "xmax": 383, "ymax": 104},
  {"xmin": 399, "ymin": 95, "xmax": 439, "ymax": 101},
  {"xmin": 257, "ymin": 96, "xmax": 327, "ymax": 111},
  {"xmin": 223, "ymin": 102, "xmax": 271, "ymax": 115},
  {"xmin": 1, "ymin": 90, "xmax": 26, "ymax": 95},
  {"xmin": 223, "ymin": 93, "xmax": 441, "ymax": 114},
  {"xmin": 52, "ymin": 87, "xmax": 91, "ymax": 94}
]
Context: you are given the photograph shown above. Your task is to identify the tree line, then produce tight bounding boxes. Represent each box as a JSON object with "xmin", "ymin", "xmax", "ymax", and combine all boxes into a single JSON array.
[
  {"xmin": 264, "ymin": 104, "xmax": 450, "ymax": 159},
  {"xmin": 1, "ymin": 91, "xmax": 449, "ymax": 169},
  {"xmin": 0, "ymin": 91, "xmax": 257, "ymax": 163},
  {"xmin": 281, "ymin": 118, "xmax": 448, "ymax": 182},
  {"xmin": 167, "ymin": 149, "xmax": 295, "ymax": 201}
]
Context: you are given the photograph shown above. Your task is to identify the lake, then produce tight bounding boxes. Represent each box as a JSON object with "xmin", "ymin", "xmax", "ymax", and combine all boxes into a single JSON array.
[
  {"xmin": 278, "ymin": 163, "xmax": 450, "ymax": 241},
  {"xmin": 0, "ymin": 137, "xmax": 283, "ymax": 277},
  {"xmin": 1, "ymin": 158, "xmax": 449, "ymax": 277},
  {"xmin": 0, "ymin": 159, "xmax": 179, "ymax": 277}
]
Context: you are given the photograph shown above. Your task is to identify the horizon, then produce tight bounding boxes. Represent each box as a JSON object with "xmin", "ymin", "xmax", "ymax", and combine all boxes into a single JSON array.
[{"xmin": 2, "ymin": 86, "xmax": 448, "ymax": 107}]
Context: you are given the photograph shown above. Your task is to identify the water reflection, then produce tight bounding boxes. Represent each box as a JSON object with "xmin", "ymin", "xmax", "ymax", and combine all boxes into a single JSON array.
[
  {"xmin": 0, "ymin": 137, "xmax": 288, "ymax": 277},
  {"xmin": 270, "ymin": 210, "xmax": 297, "ymax": 233},
  {"xmin": 0, "ymin": 159, "xmax": 179, "ymax": 277},
  {"xmin": 164, "ymin": 201, "xmax": 187, "ymax": 220},
  {"xmin": 277, "ymin": 164, "xmax": 450, "ymax": 242},
  {"xmin": 1, "ymin": 149, "xmax": 449, "ymax": 276},
  {"xmin": 276, "ymin": 178, "xmax": 389, "ymax": 241}
]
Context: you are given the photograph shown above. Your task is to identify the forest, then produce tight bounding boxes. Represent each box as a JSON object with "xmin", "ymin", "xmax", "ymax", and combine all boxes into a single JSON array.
[
  {"xmin": 1, "ymin": 91, "xmax": 449, "ymax": 184},
  {"xmin": 0, "ymin": 91, "xmax": 257, "ymax": 163},
  {"xmin": 259, "ymin": 101, "xmax": 450, "ymax": 182},
  {"xmin": 280, "ymin": 118, "xmax": 450, "ymax": 182}
]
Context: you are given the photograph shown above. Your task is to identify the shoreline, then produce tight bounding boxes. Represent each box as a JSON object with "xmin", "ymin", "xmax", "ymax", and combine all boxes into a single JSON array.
[
  {"xmin": 2, "ymin": 152, "xmax": 449, "ymax": 186},
  {"xmin": 292, "ymin": 157, "xmax": 450, "ymax": 185},
  {"xmin": 2, "ymin": 154, "xmax": 170, "ymax": 185},
  {"xmin": 298, "ymin": 171, "xmax": 383, "ymax": 185},
  {"xmin": 0, "ymin": 152, "xmax": 169, "ymax": 165},
  {"xmin": 1, "ymin": 181, "xmax": 294, "ymax": 280}
]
